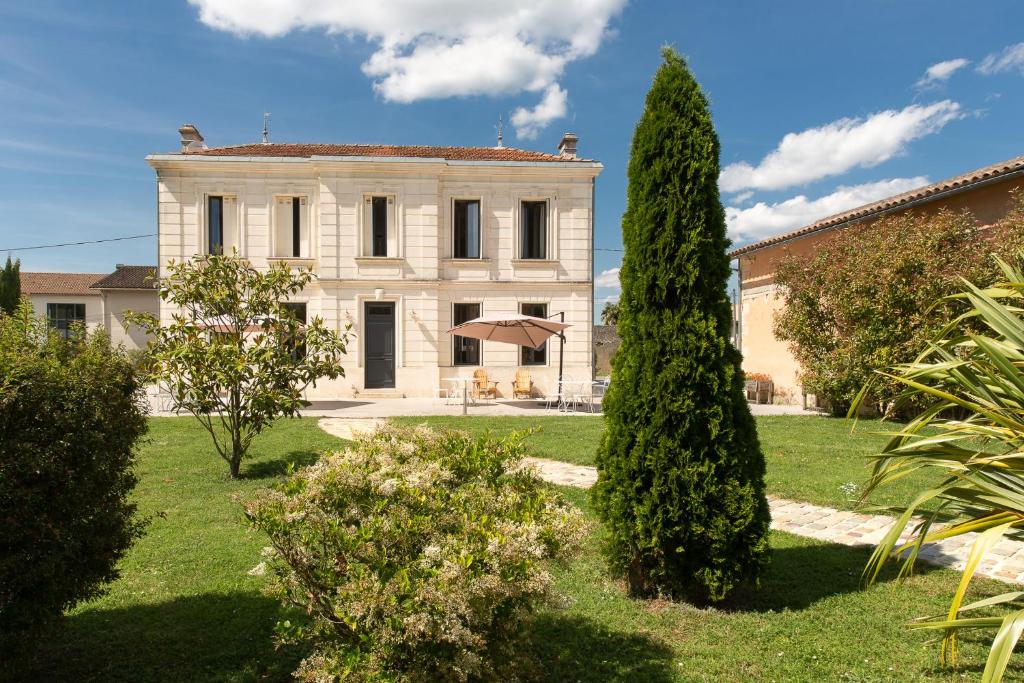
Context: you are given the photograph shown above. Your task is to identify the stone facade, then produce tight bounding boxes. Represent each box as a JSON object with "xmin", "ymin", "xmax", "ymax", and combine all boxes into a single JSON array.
[{"xmin": 147, "ymin": 132, "xmax": 602, "ymax": 399}]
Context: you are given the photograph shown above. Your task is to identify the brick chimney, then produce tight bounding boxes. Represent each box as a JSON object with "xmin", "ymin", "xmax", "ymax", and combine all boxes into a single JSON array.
[
  {"xmin": 178, "ymin": 123, "xmax": 206, "ymax": 152},
  {"xmin": 557, "ymin": 132, "xmax": 578, "ymax": 159}
]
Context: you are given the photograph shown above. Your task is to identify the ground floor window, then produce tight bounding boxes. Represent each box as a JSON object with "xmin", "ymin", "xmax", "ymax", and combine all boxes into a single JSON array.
[
  {"xmin": 520, "ymin": 302, "xmax": 548, "ymax": 365},
  {"xmin": 453, "ymin": 302, "xmax": 481, "ymax": 366},
  {"xmin": 46, "ymin": 303, "xmax": 86, "ymax": 338},
  {"xmin": 281, "ymin": 302, "xmax": 307, "ymax": 360}
]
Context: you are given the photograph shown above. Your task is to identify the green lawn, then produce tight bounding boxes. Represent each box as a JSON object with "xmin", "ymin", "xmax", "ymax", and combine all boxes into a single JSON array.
[
  {"xmin": 15, "ymin": 415, "xmax": 1018, "ymax": 681},
  {"xmin": 395, "ymin": 414, "xmax": 940, "ymax": 511}
]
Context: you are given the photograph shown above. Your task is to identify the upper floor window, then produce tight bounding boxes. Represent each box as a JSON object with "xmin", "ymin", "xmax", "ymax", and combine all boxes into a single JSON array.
[
  {"xmin": 47, "ymin": 303, "xmax": 85, "ymax": 339},
  {"xmin": 453, "ymin": 199, "xmax": 481, "ymax": 259},
  {"xmin": 207, "ymin": 195, "xmax": 238, "ymax": 255},
  {"xmin": 520, "ymin": 200, "xmax": 547, "ymax": 259},
  {"xmin": 364, "ymin": 195, "xmax": 396, "ymax": 257},
  {"xmin": 453, "ymin": 302, "xmax": 481, "ymax": 366},
  {"xmin": 520, "ymin": 302, "xmax": 548, "ymax": 366},
  {"xmin": 274, "ymin": 196, "xmax": 309, "ymax": 258}
]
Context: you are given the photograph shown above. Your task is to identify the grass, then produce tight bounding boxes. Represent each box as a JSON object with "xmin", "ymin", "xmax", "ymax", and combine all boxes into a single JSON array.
[
  {"xmin": 14, "ymin": 415, "xmax": 1019, "ymax": 681},
  {"xmin": 395, "ymin": 414, "xmax": 942, "ymax": 511}
]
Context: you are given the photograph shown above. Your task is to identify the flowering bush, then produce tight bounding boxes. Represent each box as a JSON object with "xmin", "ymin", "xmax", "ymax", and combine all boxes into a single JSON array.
[{"xmin": 244, "ymin": 425, "xmax": 588, "ymax": 682}]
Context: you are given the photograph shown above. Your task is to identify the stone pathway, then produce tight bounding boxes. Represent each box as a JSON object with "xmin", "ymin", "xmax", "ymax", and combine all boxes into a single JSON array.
[{"xmin": 317, "ymin": 418, "xmax": 1024, "ymax": 585}]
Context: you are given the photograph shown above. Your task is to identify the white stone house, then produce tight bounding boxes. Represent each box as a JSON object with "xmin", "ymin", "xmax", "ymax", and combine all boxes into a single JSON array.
[{"xmin": 146, "ymin": 125, "xmax": 602, "ymax": 399}]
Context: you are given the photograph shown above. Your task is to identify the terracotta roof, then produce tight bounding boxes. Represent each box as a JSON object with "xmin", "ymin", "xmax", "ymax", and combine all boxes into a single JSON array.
[
  {"xmin": 20, "ymin": 272, "xmax": 105, "ymax": 296},
  {"xmin": 90, "ymin": 265, "xmax": 158, "ymax": 290},
  {"xmin": 728, "ymin": 154, "xmax": 1024, "ymax": 258},
  {"xmin": 182, "ymin": 143, "xmax": 590, "ymax": 163}
]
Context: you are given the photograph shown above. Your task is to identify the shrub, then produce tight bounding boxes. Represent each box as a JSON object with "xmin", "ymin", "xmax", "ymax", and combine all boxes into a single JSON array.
[
  {"xmin": 592, "ymin": 48, "xmax": 770, "ymax": 603},
  {"xmin": 857, "ymin": 256, "xmax": 1024, "ymax": 681},
  {"xmin": 0, "ymin": 302, "xmax": 148, "ymax": 661},
  {"xmin": 245, "ymin": 425, "xmax": 588, "ymax": 682},
  {"xmin": 774, "ymin": 195, "xmax": 1024, "ymax": 416}
]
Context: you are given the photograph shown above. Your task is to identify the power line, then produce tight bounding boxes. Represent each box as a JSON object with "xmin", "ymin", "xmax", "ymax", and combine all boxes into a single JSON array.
[
  {"xmin": 595, "ymin": 247, "xmax": 623, "ymax": 252},
  {"xmin": 1, "ymin": 233, "xmax": 156, "ymax": 252}
]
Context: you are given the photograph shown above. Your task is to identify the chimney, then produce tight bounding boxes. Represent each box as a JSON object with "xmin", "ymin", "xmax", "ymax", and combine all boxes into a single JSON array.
[
  {"xmin": 178, "ymin": 123, "xmax": 206, "ymax": 152},
  {"xmin": 557, "ymin": 132, "xmax": 578, "ymax": 159}
]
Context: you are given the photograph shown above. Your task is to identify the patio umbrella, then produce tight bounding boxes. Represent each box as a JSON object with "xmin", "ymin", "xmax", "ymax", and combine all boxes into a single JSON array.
[{"xmin": 447, "ymin": 313, "xmax": 571, "ymax": 413}]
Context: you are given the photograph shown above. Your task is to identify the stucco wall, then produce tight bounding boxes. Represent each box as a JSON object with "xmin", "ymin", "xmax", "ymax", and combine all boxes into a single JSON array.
[
  {"xmin": 152, "ymin": 157, "xmax": 599, "ymax": 397},
  {"xmin": 737, "ymin": 177, "xmax": 1023, "ymax": 404},
  {"xmin": 101, "ymin": 290, "xmax": 158, "ymax": 351}
]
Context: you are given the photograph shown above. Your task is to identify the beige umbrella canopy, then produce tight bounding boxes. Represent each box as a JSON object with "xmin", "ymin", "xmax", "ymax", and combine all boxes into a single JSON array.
[{"xmin": 447, "ymin": 313, "xmax": 569, "ymax": 350}]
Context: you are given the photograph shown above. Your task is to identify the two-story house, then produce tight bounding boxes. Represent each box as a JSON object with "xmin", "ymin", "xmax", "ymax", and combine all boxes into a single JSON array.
[{"xmin": 147, "ymin": 125, "xmax": 602, "ymax": 399}]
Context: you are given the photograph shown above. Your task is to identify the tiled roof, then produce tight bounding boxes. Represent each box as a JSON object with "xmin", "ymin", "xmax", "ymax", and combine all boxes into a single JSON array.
[
  {"xmin": 728, "ymin": 154, "xmax": 1024, "ymax": 257},
  {"xmin": 21, "ymin": 272, "xmax": 105, "ymax": 296},
  {"xmin": 183, "ymin": 143, "xmax": 590, "ymax": 163},
  {"xmin": 90, "ymin": 265, "xmax": 158, "ymax": 290}
]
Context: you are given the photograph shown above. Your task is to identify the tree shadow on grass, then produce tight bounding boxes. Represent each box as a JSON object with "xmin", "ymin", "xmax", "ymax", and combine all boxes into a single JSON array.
[
  {"xmin": 13, "ymin": 592, "xmax": 306, "ymax": 683},
  {"xmin": 243, "ymin": 448, "xmax": 322, "ymax": 479},
  {"xmin": 722, "ymin": 539, "xmax": 943, "ymax": 613},
  {"xmin": 514, "ymin": 612, "xmax": 676, "ymax": 682}
]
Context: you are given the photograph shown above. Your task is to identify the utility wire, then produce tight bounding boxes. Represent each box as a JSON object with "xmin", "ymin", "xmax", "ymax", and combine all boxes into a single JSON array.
[{"xmin": 1, "ymin": 233, "xmax": 156, "ymax": 252}]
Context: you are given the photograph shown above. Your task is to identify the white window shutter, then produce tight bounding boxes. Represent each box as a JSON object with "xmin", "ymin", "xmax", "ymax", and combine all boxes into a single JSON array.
[
  {"xmin": 223, "ymin": 197, "xmax": 239, "ymax": 253},
  {"xmin": 387, "ymin": 196, "xmax": 397, "ymax": 257},
  {"xmin": 299, "ymin": 197, "xmax": 309, "ymax": 257},
  {"xmin": 363, "ymin": 196, "xmax": 372, "ymax": 256},
  {"xmin": 274, "ymin": 198, "xmax": 290, "ymax": 257}
]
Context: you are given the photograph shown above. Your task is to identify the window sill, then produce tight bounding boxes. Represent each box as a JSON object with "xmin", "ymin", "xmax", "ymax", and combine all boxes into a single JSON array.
[
  {"xmin": 270, "ymin": 256, "xmax": 316, "ymax": 264},
  {"xmin": 511, "ymin": 259, "xmax": 558, "ymax": 267},
  {"xmin": 355, "ymin": 256, "xmax": 405, "ymax": 265},
  {"xmin": 442, "ymin": 258, "xmax": 491, "ymax": 264}
]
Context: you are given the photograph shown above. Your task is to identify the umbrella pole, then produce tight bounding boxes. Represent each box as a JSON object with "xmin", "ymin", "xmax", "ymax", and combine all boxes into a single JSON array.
[{"xmin": 554, "ymin": 311, "xmax": 565, "ymax": 392}]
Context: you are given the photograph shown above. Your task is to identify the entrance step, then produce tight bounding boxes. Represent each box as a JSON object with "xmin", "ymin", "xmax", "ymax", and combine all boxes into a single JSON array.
[{"xmin": 356, "ymin": 389, "xmax": 407, "ymax": 399}]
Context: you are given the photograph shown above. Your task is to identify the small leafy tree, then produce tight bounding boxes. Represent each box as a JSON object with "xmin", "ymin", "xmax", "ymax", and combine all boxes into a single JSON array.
[
  {"xmin": 128, "ymin": 255, "xmax": 350, "ymax": 478},
  {"xmin": 600, "ymin": 301, "xmax": 620, "ymax": 327},
  {"xmin": 0, "ymin": 255, "xmax": 21, "ymax": 314},
  {"xmin": 774, "ymin": 197, "xmax": 1024, "ymax": 416},
  {"xmin": 1, "ymin": 301, "xmax": 147, "ymax": 666},
  {"xmin": 592, "ymin": 48, "xmax": 770, "ymax": 602}
]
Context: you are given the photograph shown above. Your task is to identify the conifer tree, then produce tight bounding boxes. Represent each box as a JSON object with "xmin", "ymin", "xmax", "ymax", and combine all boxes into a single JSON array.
[
  {"xmin": 592, "ymin": 48, "xmax": 770, "ymax": 602},
  {"xmin": 0, "ymin": 256, "xmax": 21, "ymax": 315}
]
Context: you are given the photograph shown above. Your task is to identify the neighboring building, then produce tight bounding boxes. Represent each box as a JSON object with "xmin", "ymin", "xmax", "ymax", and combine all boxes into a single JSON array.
[
  {"xmin": 593, "ymin": 324, "xmax": 620, "ymax": 376},
  {"xmin": 90, "ymin": 265, "xmax": 159, "ymax": 350},
  {"xmin": 147, "ymin": 124, "xmax": 602, "ymax": 398},
  {"xmin": 730, "ymin": 154, "xmax": 1024, "ymax": 404},
  {"xmin": 20, "ymin": 266, "xmax": 157, "ymax": 348},
  {"xmin": 21, "ymin": 272, "xmax": 106, "ymax": 338}
]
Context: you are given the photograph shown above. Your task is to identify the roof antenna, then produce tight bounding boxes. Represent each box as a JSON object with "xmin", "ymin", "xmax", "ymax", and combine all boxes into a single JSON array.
[
  {"xmin": 262, "ymin": 112, "xmax": 270, "ymax": 144},
  {"xmin": 496, "ymin": 114, "xmax": 504, "ymax": 148}
]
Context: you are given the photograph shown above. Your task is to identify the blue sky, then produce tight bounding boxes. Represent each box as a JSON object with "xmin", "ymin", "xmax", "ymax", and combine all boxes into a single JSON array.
[{"xmin": 1, "ymin": 1, "xmax": 1023, "ymax": 315}]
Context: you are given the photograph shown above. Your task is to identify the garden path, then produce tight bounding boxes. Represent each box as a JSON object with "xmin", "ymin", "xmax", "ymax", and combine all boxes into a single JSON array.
[{"xmin": 317, "ymin": 418, "xmax": 1024, "ymax": 585}]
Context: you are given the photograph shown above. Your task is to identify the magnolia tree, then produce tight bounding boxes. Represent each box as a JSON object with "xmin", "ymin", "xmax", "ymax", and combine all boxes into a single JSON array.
[{"xmin": 128, "ymin": 255, "xmax": 350, "ymax": 478}]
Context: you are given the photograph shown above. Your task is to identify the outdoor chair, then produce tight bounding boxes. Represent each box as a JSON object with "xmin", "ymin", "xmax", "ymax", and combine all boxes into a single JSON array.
[
  {"xmin": 512, "ymin": 369, "xmax": 534, "ymax": 399},
  {"xmin": 472, "ymin": 369, "xmax": 498, "ymax": 401}
]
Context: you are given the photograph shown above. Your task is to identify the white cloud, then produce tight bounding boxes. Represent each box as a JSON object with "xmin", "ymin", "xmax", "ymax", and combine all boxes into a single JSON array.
[
  {"xmin": 187, "ymin": 0, "xmax": 626, "ymax": 138},
  {"xmin": 978, "ymin": 43, "xmax": 1024, "ymax": 75},
  {"xmin": 595, "ymin": 267, "xmax": 620, "ymax": 288},
  {"xmin": 725, "ymin": 176, "xmax": 929, "ymax": 244},
  {"xmin": 510, "ymin": 84, "xmax": 568, "ymax": 139},
  {"xmin": 719, "ymin": 101, "xmax": 961, "ymax": 192},
  {"xmin": 915, "ymin": 58, "xmax": 969, "ymax": 89}
]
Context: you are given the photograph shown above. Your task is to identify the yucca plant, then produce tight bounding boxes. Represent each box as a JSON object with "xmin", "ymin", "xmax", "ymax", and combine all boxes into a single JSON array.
[{"xmin": 855, "ymin": 256, "xmax": 1024, "ymax": 681}]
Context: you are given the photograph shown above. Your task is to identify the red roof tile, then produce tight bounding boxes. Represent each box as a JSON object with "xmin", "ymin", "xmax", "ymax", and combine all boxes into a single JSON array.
[
  {"xmin": 728, "ymin": 154, "xmax": 1024, "ymax": 258},
  {"xmin": 21, "ymin": 272, "xmax": 105, "ymax": 296},
  {"xmin": 90, "ymin": 265, "xmax": 158, "ymax": 290},
  {"xmin": 183, "ymin": 143, "xmax": 590, "ymax": 163}
]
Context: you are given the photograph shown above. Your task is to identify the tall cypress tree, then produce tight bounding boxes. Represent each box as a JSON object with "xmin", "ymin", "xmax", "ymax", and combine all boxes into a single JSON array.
[
  {"xmin": 0, "ymin": 256, "xmax": 20, "ymax": 315},
  {"xmin": 592, "ymin": 48, "xmax": 770, "ymax": 602}
]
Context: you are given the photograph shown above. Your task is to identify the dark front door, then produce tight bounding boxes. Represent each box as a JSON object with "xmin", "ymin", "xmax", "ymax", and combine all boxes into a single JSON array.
[{"xmin": 364, "ymin": 302, "xmax": 395, "ymax": 389}]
